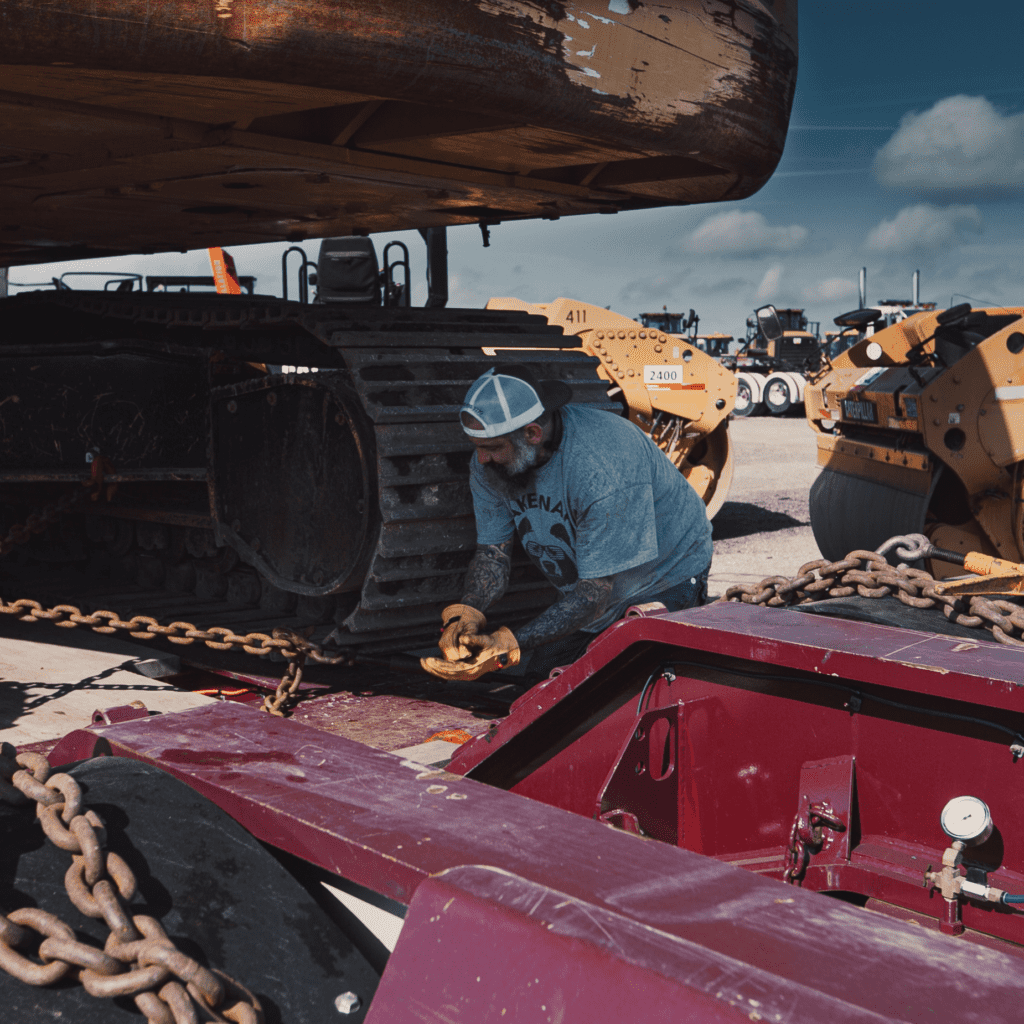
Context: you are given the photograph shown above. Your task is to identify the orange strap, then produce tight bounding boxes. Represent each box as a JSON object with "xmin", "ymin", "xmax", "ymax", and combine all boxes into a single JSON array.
[{"xmin": 208, "ymin": 246, "xmax": 242, "ymax": 295}]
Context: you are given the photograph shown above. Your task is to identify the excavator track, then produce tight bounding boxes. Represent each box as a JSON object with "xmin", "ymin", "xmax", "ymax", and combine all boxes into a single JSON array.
[{"xmin": 0, "ymin": 291, "xmax": 618, "ymax": 661}]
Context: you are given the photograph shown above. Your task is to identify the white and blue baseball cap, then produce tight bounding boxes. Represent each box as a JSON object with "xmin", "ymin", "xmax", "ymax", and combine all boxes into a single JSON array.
[{"xmin": 460, "ymin": 365, "xmax": 572, "ymax": 438}]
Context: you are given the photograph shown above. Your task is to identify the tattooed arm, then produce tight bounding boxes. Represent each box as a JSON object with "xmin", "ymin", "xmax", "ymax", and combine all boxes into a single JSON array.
[
  {"xmin": 461, "ymin": 541, "xmax": 513, "ymax": 611},
  {"xmin": 513, "ymin": 576, "xmax": 614, "ymax": 650}
]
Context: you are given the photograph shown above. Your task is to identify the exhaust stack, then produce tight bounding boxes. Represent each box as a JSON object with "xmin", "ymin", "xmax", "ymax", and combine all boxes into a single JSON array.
[
  {"xmin": 859, "ymin": 267, "xmax": 867, "ymax": 309},
  {"xmin": 913, "ymin": 270, "xmax": 920, "ymax": 307}
]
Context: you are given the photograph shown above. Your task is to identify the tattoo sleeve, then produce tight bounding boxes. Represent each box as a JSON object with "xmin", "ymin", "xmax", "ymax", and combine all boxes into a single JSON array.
[
  {"xmin": 461, "ymin": 541, "xmax": 512, "ymax": 611},
  {"xmin": 513, "ymin": 577, "xmax": 614, "ymax": 650}
]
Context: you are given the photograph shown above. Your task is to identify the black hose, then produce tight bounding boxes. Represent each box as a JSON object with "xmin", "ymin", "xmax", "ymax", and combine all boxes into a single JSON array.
[
  {"xmin": 930, "ymin": 546, "xmax": 967, "ymax": 567},
  {"xmin": 668, "ymin": 658, "xmax": 1024, "ymax": 758}
]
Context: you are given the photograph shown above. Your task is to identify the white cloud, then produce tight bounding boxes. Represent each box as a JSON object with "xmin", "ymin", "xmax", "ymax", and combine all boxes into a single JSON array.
[
  {"xmin": 619, "ymin": 274, "xmax": 682, "ymax": 305},
  {"xmin": 802, "ymin": 278, "xmax": 857, "ymax": 304},
  {"xmin": 865, "ymin": 203, "xmax": 983, "ymax": 253},
  {"xmin": 874, "ymin": 95, "xmax": 1024, "ymax": 191},
  {"xmin": 685, "ymin": 211, "xmax": 807, "ymax": 257},
  {"xmin": 754, "ymin": 264, "xmax": 783, "ymax": 302},
  {"xmin": 447, "ymin": 268, "xmax": 486, "ymax": 306}
]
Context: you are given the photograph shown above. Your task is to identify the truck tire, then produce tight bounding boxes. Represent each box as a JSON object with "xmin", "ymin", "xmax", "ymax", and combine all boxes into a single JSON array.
[
  {"xmin": 763, "ymin": 373, "xmax": 793, "ymax": 415},
  {"xmin": 733, "ymin": 378, "xmax": 757, "ymax": 417}
]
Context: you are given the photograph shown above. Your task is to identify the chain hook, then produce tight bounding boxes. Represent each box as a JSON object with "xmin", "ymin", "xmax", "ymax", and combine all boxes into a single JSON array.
[{"xmin": 874, "ymin": 533, "xmax": 933, "ymax": 564}]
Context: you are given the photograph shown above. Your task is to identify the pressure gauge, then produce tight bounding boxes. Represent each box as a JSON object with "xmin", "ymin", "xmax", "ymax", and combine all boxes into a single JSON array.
[{"xmin": 940, "ymin": 795, "xmax": 993, "ymax": 846}]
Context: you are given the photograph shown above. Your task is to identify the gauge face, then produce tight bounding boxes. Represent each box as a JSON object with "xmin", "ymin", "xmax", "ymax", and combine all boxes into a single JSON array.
[{"xmin": 940, "ymin": 795, "xmax": 993, "ymax": 845}]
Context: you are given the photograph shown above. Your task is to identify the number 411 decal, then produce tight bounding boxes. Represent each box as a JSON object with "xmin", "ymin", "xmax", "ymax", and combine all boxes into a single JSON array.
[{"xmin": 565, "ymin": 308, "xmax": 586, "ymax": 324}]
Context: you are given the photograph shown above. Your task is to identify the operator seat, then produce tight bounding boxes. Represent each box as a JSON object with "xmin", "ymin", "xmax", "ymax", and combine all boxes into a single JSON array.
[{"xmin": 315, "ymin": 236, "xmax": 382, "ymax": 305}]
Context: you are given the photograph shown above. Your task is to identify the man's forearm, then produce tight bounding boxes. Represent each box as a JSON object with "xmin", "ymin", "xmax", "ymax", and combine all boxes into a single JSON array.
[
  {"xmin": 461, "ymin": 541, "xmax": 512, "ymax": 611},
  {"xmin": 514, "ymin": 577, "xmax": 613, "ymax": 650}
]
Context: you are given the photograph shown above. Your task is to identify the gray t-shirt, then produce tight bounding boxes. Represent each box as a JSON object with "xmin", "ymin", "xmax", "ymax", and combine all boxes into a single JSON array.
[{"xmin": 470, "ymin": 405, "xmax": 713, "ymax": 632}]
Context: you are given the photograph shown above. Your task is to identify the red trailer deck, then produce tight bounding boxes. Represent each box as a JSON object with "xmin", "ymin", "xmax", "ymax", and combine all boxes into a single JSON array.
[{"xmin": 36, "ymin": 601, "xmax": 1024, "ymax": 1021}]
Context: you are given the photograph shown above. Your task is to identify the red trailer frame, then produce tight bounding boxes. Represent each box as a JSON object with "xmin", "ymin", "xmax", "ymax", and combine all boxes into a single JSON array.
[{"xmin": 49, "ymin": 602, "xmax": 1024, "ymax": 1021}]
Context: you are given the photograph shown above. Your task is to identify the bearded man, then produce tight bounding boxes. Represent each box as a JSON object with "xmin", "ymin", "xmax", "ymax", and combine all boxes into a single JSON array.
[{"xmin": 420, "ymin": 364, "xmax": 713, "ymax": 682}]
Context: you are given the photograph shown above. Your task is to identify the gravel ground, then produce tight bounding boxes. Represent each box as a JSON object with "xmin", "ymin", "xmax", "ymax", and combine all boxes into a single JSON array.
[{"xmin": 709, "ymin": 413, "xmax": 824, "ymax": 599}]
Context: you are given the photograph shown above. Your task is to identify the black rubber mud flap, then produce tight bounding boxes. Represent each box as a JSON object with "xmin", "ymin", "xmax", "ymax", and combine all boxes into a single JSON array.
[
  {"xmin": 790, "ymin": 595, "xmax": 988, "ymax": 640},
  {"xmin": 0, "ymin": 757, "xmax": 379, "ymax": 1022}
]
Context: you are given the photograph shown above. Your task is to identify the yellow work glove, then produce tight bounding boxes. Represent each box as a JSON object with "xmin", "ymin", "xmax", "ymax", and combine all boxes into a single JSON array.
[
  {"xmin": 438, "ymin": 603, "xmax": 487, "ymax": 661},
  {"xmin": 420, "ymin": 627, "xmax": 520, "ymax": 682}
]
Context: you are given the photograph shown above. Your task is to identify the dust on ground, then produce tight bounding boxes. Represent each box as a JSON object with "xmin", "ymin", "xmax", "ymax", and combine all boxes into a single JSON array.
[{"xmin": 709, "ymin": 414, "xmax": 822, "ymax": 599}]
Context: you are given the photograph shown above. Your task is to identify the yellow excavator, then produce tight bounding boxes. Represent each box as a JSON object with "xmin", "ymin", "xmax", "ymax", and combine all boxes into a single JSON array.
[
  {"xmin": 801, "ymin": 301, "xmax": 1024, "ymax": 576},
  {"xmin": 487, "ymin": 297, "xmax": 737, "ymax": 519}
]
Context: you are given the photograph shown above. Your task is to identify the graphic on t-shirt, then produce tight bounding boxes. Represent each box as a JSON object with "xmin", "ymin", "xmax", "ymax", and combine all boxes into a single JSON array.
[{"xmin": 518, "ymin": 516, "xmax": 578, "ymax": 588}]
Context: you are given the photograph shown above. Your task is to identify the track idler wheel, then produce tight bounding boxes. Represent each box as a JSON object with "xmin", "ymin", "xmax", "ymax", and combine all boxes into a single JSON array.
[{"xmin": 210, "ymin": 372, "xmax": 380, "ymax": 597}]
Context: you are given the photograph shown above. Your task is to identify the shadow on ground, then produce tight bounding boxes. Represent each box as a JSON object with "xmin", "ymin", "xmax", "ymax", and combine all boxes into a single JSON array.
[{"xmin": 712, "ymin": 502, "xmax": 807, "ymax": 542}]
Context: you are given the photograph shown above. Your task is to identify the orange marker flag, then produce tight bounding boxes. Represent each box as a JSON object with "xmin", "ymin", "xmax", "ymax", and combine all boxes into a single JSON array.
[{"xmin": 208, "ymin": 246, "xmax": 242, "ymax": 294}]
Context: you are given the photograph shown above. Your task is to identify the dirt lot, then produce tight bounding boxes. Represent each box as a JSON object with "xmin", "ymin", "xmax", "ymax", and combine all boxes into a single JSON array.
[{"xmin": 709, "ymin": 414, "xmax": 823, "ymax": 599}]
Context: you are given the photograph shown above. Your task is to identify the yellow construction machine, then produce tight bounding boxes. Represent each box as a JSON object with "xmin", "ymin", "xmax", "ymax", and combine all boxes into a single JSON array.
[
  {"xmin": 804, "ymin": 301, "xmax": 1024, "ymax": 576},
  {"xmin": 487, "ymin": 297, "xmax": 736, "ymax": 518}
]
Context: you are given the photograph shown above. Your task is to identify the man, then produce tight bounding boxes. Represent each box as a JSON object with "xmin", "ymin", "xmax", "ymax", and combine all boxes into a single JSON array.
[{"xmin": 421, "ymin": 364, "xmax": 713, "ymax": 682}]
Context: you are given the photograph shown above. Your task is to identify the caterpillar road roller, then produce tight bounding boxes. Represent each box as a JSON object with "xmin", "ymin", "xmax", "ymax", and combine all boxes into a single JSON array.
[
  {"xmin": 0, "ymin": 1, "xmax": 797, "ymax": 658},
  {"xmin": 822, "ymin": 270, "xmax": 938, "ymax": 362},
  {"xmin": 486, "ymin": 296, "xmax": 736, "ymax": 518},
  {"xmin": 806, "ymin": 301, "xmax": 1024, "ymax": 575}
]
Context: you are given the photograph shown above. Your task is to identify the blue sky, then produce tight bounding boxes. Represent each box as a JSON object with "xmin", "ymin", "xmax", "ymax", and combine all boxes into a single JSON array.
[{"xmin": 11, "ymin": 2, "xmax": 1024, "ymax": 336}]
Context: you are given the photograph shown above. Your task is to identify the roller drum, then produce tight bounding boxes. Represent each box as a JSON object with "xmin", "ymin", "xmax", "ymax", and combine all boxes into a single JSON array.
[{"xmin": 810, "ymin": 466, "xmax": 940, "ymax": 562}]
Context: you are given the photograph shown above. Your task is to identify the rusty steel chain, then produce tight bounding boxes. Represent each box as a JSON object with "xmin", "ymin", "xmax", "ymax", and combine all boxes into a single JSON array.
[
  {"xmin": 1, "ymin": 483, "xmax": 356, "ymax": 714},
  {"xmin": 721, "ymin": 537, "xmax": 1024, "ymax": 648},
  {"xmin": 0, "ymin": 595, "xmax": 353, "ymax": 714},
  {"xmin": 0, "ymin": 458, "xmax": 120, "ymax": 558},
  {"xmin": 0, "ymin": 486, "xmax": 92, "ymax": 557},
  {"xmin": 260, "ymin": 650, "xmax": 307, "ymax": 717},
  {"xmin": 0, "ymin": 744, "xmax": 263, "ymax": 1023}
]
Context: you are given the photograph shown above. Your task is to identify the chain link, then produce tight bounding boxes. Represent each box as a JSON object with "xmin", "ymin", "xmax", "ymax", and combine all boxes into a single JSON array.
[
  {"xmin": 1, "ymin": 485, "xmax": 356, "ymax": 715},
  {"xmin": 260, "ymin": 651, "xmax": 307, "ymax": 717},
  {"xmin": 0, "ymin": 458, "xmax": 121, "ymax": 558},
  {"xmin": 722, "ymin": 546, "xmax": 1024, "ymax": 647},
  {"xmin": 0, "ymin": 744, "xmax": 263, "ymax": 1022},
  {"xmin": 0, "ymin": 595, "xmax": 353, "ymax": 714},
  {"xmin": 0, "ymin": 486, "xmax": 92, "ymax": 556}
]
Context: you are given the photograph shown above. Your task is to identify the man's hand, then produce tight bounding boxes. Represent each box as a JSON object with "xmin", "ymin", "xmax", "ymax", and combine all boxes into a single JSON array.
[
  {"xmin": 421, "ymin": 627, "xmax": 520, "ymax": 681},
  {"xmin": 438, "ymin": 603, "xmax": 487, "ymax": 661}
]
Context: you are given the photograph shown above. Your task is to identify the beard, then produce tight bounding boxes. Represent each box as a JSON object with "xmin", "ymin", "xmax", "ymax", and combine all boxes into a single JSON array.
[{"xmin": 482, "ymin": 431, "xmax": 541, "ymax": 498}]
